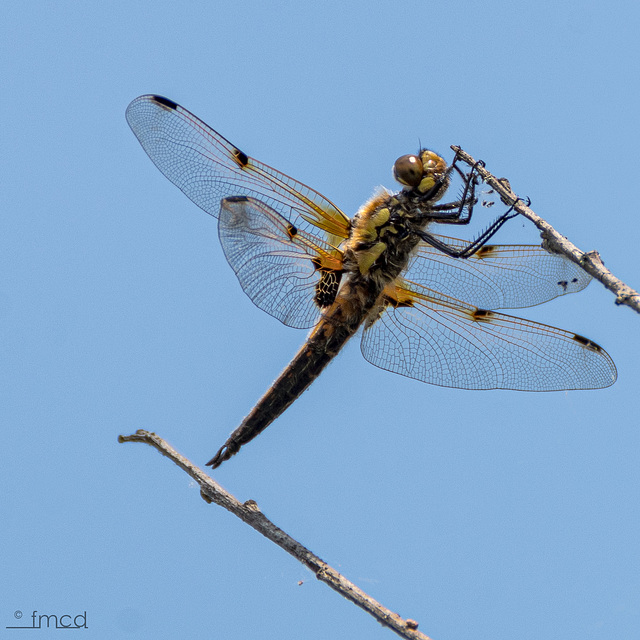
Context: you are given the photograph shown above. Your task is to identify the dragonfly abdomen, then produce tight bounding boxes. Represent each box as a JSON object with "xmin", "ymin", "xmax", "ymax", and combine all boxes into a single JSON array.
[
  {"xmin": 206, "ymin": 278, "xmax": 377, "ymax": 468},
  {"xmin": 207, "ymin": 197, "xmax": 432, "ymax": 468}
]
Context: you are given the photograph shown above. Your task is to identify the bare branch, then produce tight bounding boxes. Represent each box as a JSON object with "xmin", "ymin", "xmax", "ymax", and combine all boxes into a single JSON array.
[
  {"xmin": 452, "ymin": 146, "xmax": 640, "ymax": 315},
  {"xmin": 118, "ymin": 430, "xmax": 431, "ymax": 640}
]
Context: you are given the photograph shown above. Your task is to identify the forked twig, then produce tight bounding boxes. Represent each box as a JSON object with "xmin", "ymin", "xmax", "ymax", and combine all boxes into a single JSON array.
[
  {"xmin": 118, "ymin": 430, "xmax": 431, "ymax": 640},
  {"xmin": 452, "ymin": 146, "xmax": 640, "ymax": 315}
]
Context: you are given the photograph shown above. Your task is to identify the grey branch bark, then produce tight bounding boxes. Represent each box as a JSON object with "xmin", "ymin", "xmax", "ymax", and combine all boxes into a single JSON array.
[
  {"xmin": 452, "ymin": 146, "xmax": 640, "ymax": 315},
  {"xmin": 118, "ymin": 430, "xmax": 431, "ymax": 640}
]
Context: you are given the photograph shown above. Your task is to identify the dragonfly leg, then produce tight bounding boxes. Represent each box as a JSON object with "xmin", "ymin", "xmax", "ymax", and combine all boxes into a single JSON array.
[
  {"xmin": 423, "ymin": 159, "xmax": 486, "ymax": 225},
  {"xmin": 416, "ymin": 204, "xmax": 521, "ymax": 259}
]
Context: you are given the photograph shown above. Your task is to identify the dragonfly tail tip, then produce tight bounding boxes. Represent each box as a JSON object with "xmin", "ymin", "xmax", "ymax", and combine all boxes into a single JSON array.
[{"xmin": 206, "ymin": 445, "xmax": 231, "ymax": 469}]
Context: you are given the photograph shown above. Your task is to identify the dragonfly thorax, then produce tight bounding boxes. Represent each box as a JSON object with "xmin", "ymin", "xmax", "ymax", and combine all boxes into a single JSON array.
[
  {"xmin": 347, "ymin": 192, "xmax": 425, "ymax": 287},
  {"xmin": 347, "ymin": 149, "xmax": 453, "ymax": 285}
]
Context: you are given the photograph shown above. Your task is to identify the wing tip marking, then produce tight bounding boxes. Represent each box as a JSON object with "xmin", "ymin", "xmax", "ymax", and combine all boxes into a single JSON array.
[
  {"xmin": 572, "ymin": 333, "xmax": 602, "ymax": 352},
  {"xmin": 150, "ymin": 95, "xmax": 179, "ymax": 111}
]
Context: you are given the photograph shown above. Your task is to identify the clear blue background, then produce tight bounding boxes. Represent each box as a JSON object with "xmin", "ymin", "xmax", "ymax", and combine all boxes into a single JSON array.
[{"xmin": 2, "ymin": 2, "xmax": 639, "ymax": 639}]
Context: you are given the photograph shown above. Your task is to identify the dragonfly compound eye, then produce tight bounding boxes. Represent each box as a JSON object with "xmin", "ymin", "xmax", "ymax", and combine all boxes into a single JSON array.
[{"xmin": 393, "ymin": 154, "xmax": 423, "ymax": 187}]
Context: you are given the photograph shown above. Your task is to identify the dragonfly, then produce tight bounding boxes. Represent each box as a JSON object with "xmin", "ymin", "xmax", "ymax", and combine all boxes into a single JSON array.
[{"xmin": 126, "ymin": 95, "xmax": 617, "ymax": 469}]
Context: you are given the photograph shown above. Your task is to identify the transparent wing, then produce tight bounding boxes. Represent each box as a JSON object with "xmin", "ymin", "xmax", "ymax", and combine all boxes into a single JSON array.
[
  {"xmin": 219, "ymin": 196, "xmax": 344, "ymax": 329},
  {"xmin": 406, "ymin": 235, "xmax": 591, "ymax": 310},
  {"xmin": 125, "ymin": 95, "xmax": 351, "ymax": 246},
  {"xmin": 361, "ymin": 279, "xmax": 617, "ymax": 391}
]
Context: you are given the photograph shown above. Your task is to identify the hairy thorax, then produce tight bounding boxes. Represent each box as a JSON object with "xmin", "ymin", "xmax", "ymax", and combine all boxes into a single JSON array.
[{"xmin": 325, "ymin": 190, "xmax": 433, "ymax": 328}]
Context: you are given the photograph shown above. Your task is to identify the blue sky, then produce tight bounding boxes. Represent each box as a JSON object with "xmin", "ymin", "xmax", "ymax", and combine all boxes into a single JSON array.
[{"xmin": 2, "ymin": 2, "xmax": 639, "ymax": 639}]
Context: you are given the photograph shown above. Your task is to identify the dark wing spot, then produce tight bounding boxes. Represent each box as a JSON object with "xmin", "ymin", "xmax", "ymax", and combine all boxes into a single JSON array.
[
  {"xmin": 385, "ymin": 295, "xmax": 414, "ymax": 309},
  {"xmin": 472, "ymin": 308, "xmax": 494, "ymax": 322},
  {"xmin": 225, "ymin": 195, "xmax": 249, "ymax": 203},
  {"xmin": 314, "ymin": 270, "xmax": 343, "ymax": 308},
  {"xmin": 572, "ymin": 333, "xmax": 602, "ymax": 352},
  {"xmin": 151, "ymin": 95, "xmax": 179, "ymax": 110},
  {"xmin": 232, "ymin": 147, "xmax": 249, "ymax": 168},
  {"xmin": 558, "ymin": 280, "xmax": 568, "ymax": 291},
  {"xmin": 286, "ymin": 224, "xmax": 297, "ymax": 240},
  {"xmin": 475, "ymin": 245, "xmax": 496, "ymax": 259}
]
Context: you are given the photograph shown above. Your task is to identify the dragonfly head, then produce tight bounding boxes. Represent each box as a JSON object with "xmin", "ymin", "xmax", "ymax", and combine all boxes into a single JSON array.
[{"xmin": 393, "ymin": 150, "xmax": 449, "ymax": 201}]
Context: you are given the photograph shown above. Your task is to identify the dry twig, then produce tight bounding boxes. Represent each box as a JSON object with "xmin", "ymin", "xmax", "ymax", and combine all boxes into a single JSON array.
[
  {"xmin": 118, "ymin": 429, "xmax": 431, "ymax": 640},
  {"xmin": 452, "ymin": 146, "xmax": 640, "ymax": 315}
]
